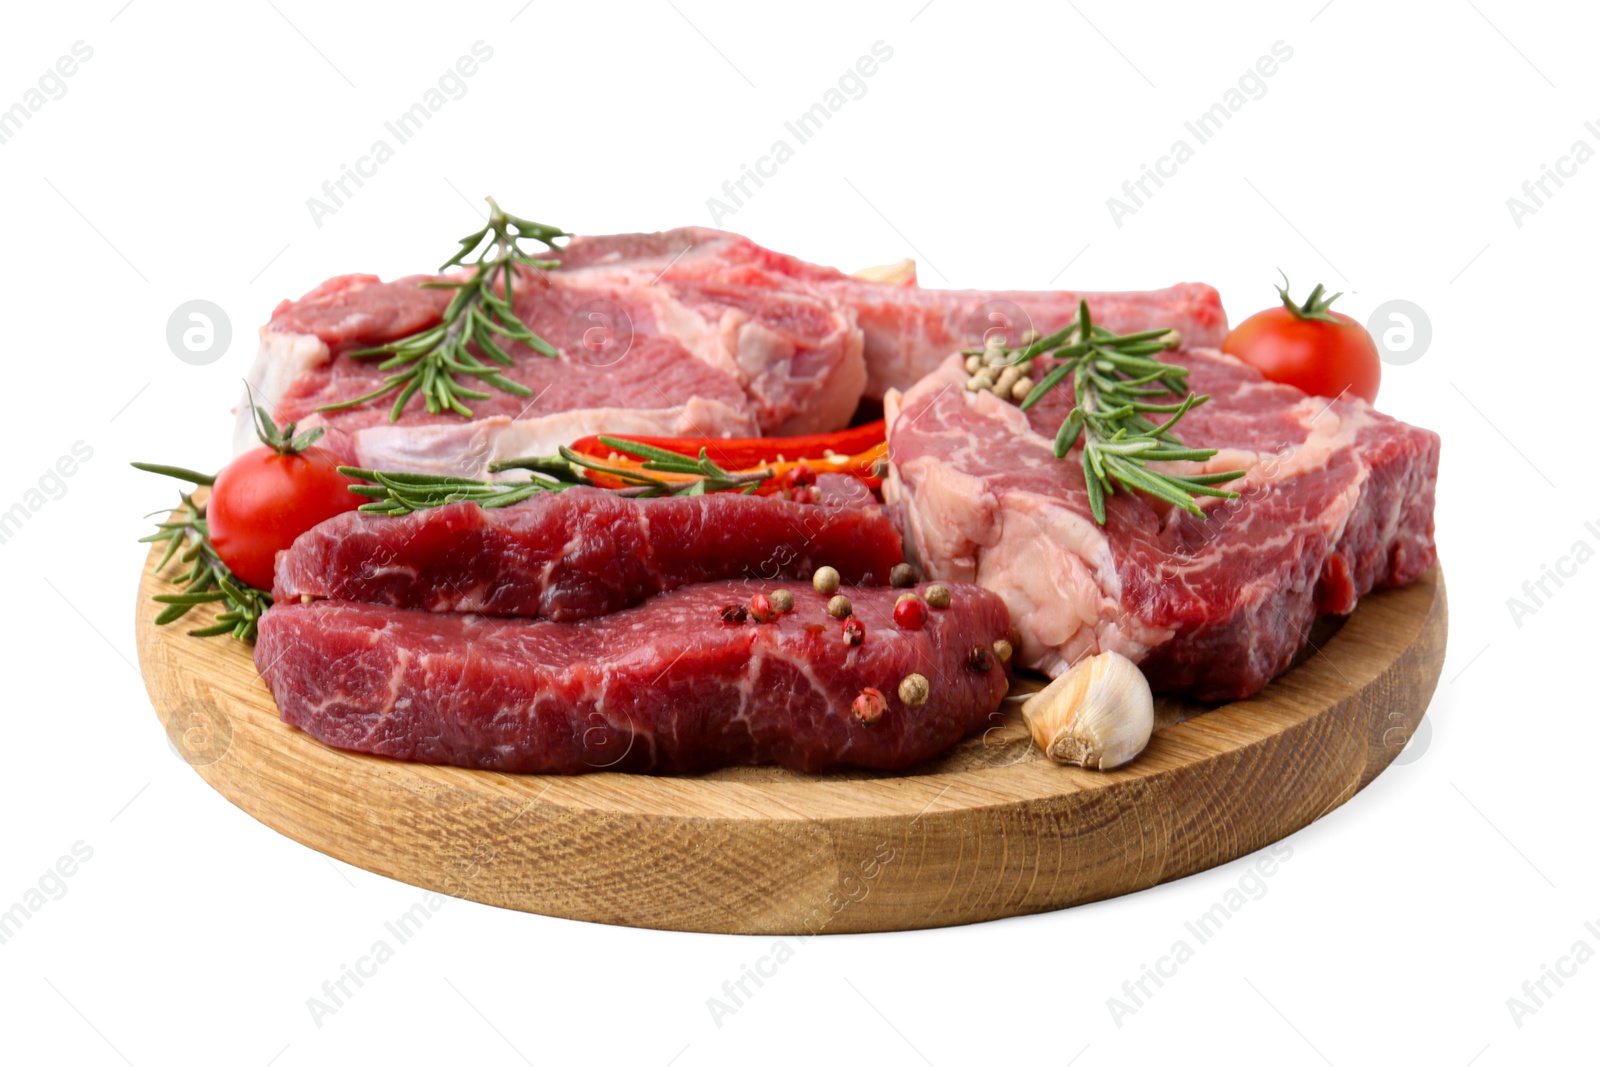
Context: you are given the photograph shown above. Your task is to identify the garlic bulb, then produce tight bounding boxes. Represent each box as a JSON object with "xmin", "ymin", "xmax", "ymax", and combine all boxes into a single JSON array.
[{"xmin": 1021, "ymin": 651, "xmax": 1153, "ymax": 770}]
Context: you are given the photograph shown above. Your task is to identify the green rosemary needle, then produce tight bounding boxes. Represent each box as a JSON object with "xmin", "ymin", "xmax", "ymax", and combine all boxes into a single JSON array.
[
  {"xmin": 318, "ymin": 197, "xmax": 567, "ymax": 422},
  {"xmin": 570, "ymin": 436, "xmax": 775, "ymax": 496},
  {"xmin": 343, "ymin": 438, "xmax": 778, "ymax": 514},
  {"xmin": 981, "ymin": 300, "xmax": 1246, "ymax": 524},
  {"xmin": 132, "ymin": 465, "xmax": 272, "ymax": 642},
  {"xmin": 336, "ymin": 467, "xmax": 571, "ymax": 515}
]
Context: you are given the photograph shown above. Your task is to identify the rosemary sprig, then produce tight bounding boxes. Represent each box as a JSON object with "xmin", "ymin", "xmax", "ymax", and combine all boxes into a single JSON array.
[
  {"xmin": 555, "ymin": 436, "xmax": 775, "ymax": 497},
  {"xmin": 132, "ymin": 466, "xmax": 272, "ymax": 642},
  {"xmin": 990, "ymin": 300, "xmax": 1245, "ymax": 524},
  {"xmin": 318, "ymin": 198, "xmax": 567, "ymax": 422},
  {"xmin": 130, "ymin": 391, "xmax": 333, "ymax": 641},
  {"xmin": 342, "ymin": 437, "xmax": 778, "ymax": 514},
  {"xmin": 336, "ymin": 467, "xmax": 569, "ymax": 515}
]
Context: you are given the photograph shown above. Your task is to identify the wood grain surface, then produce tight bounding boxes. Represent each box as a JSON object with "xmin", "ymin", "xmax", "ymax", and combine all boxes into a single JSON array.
[{"xmin": 134, "ymin": 538, "xmax": 1446, "ymax": 934}]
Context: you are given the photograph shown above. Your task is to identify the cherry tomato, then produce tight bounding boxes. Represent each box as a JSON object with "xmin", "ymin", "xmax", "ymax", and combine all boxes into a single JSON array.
[
  {"xmin": 208, "ymin": 447, "xmax": 362, "ymax": 590},
  {"xmin": 1221, "ymin": 280, "xmax": 1381, "ymax": 403}
]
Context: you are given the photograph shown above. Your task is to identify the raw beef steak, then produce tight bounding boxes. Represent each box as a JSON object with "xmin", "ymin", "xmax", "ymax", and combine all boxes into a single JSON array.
[
  {"xmin": 822, "ymin": 279, "xmax": 1227, "ymax": 399},
  {"xmin": 240, "ymin": 269, "xmax": 762, "ymax": 478},
  {"xmin": 555, "ymin": 227, "xmax": 1230, "ymax": 396},
  {"xmin": 885, "ymin": 351, "xmax": 1439, "ymax": 701},
  {"xmin": 255, "ymin": 581, "xmax": 1012, "ymax": 774},
  {"xmin": 274, "ymin": 487, "xmax": 903, "ymax": 620}
]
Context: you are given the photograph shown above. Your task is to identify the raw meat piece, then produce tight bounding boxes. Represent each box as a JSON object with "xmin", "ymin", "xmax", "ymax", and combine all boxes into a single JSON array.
[
  {"xmin": 243, "ymin": 226, "xmax": 1224, "ymax": 477},
  {"xmin": 813, "ymin": 471, "xmax": 880, "ymax": 508},
  {"xmin": 884, "ymin": 350, "xmax": 1439, "ymax": 701},
  {"xmin": 242, "ymin": 229, "xmax": 872, "ymax": 475},
  {"xmin": 274, "ymin": 487, "xmax": 903, "ymax": 620},
  {"xmin": 556, "ymin": 227, "xmax": 1230, "ymax": 396},
  {"xmin": 240, "ymin": 270, "xmax": 761, "ymax": 478},
  {"xmin": 631, "ymin": 277, "xmax": 864, "ymax": 434},
  {"xmin": 824, "ymin": 280, "xmax": 1227, "ymax": 398},
  {"xmin": 255, "ymin": 581, "xmax": 1012, "ymax": 774}
]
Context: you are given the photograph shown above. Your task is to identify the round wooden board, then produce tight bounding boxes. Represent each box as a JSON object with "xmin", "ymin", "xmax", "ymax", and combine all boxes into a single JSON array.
[{"xmin": 135, "ymin": 541, "xmax": 1446, "ymax": 935}]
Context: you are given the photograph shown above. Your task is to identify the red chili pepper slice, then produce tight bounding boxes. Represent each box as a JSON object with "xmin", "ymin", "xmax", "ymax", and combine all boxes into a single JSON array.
[
  {"xmin": 569, "ymin": 420, "xmax": 885, "ymax": 471},
  {"xmin": 568, "ymin": 422, "xmax": 888, "ymax": 497}
]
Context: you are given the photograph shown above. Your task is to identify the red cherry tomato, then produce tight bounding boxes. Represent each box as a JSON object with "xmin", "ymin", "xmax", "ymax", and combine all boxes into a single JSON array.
[
  {"xmin": 208, "ymin": 447, "xmax": 362, "ymax": 590},
  {"xmin": 1221, "ymin": 280, "xmax": 1381, "ymax": 404}
]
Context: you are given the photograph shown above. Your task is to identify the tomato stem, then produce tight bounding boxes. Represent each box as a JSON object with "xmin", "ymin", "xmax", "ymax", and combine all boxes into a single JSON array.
[
  {"xmin": 1275, "ymin": 270, "xmax": 1345, "ymax": 324},
  {"xmin": 246, "ymin": 383, "xmax": 326, "ymax": 455}
]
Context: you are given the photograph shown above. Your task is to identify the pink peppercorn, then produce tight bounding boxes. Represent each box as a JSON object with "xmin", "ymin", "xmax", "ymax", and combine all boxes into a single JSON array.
[
  {"xmin": 852, "ymin": 687, "xmax": 887, "ymax": 725},
  {"xmin": 893, "ymin": 596, "xmax": 928, "ymax": 630},
  {"xmin": 749, "ymin": 592, "xmax": 778, "ymax": 623}
]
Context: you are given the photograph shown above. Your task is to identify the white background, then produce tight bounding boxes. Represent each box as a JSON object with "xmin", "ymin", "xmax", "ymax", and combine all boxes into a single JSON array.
[{"xmin": 1, "ymin": 1, "xmax": 1594, "ymax": 1064}]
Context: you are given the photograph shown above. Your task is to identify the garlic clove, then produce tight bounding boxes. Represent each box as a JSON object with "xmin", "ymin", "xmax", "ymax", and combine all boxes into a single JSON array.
[
  {"xmin": 851, "ymin": 258, "xmax": 917, "ymax": 285},
  {"xmin": 1020, "ymin": 651, "xmax": 1153, "ymax": 770}
]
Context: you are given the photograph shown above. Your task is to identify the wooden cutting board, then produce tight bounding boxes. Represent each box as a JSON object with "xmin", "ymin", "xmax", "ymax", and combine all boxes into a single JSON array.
[{"xmin": 134, "ymin": 540, "xmax": 1446, "ymax": 934}]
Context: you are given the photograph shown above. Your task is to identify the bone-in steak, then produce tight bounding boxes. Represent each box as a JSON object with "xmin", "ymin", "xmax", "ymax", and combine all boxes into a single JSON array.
[{"xmin": 885, "ymin": 351, "xmax": 1439, "ymax": 701}]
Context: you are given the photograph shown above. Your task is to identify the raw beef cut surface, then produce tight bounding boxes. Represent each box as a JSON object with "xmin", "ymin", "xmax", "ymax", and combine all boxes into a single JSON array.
[
  {"xmin": 823, "ymin": 280, "xmax": 1227, "ymax": 398},
  {"xmin": 245, "ymin": 226, "xmax": 1224, "ymax": 478},
  {"xmin": 255, "ymin": 581, "xmax": 1012, "ymax": 774},
  {"xmin": 556, "ymin": 227, "xmax": 1230, "ymax": 396},
  {"xmin": 243, "ymin": 269, "xmax": 762, "ymax": 478},
  {"xmin": 885, "ymin": 350, "xmax": 1439, "ymax": 701},
  {"xmin": 274, "ymin": 487, "xmax": 904, "ymax": 620}
]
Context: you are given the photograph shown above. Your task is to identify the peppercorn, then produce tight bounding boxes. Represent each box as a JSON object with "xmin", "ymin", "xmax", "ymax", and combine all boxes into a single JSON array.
[
  {"xmin": 784, "ymin": 463, "xmax": 816, "ymax": 489},
  {"xmin": 826, "ymin": 594, "xmax": 853, "ymax": 619},
  {"xmin": 893, "ymin": 596, "xmax": 928, "ymax": 630},
  {"xmin": 719, "ymin": 604, "xmax": 748, "ymax": 623},
  {"xmin": 852, "ymin": 687, "xmax": 887, "ymax": 725},
  {"xmin": 769, "ymin": 589, "xmax": 795, "ymax": 614},
  {"xmin": 813, "ymin": 566, "xmax": 841, "ymax": 596},
  {"xmin": 889, "ymin": 562, "xmax": 918, "ymax": 588},
  {"xmin": 898, "ymin": 673, "xmax": 930, "ymax": 706},
  {"xmin": 923, "ymin": 583, "xmax": 952, "ymax": 609},
  {"xmin": 968, "ymin": 644, "xmax": 995, "ymax": 671},
  {"xmin": 749, "ymin": 592, "xmax": 777, "ymax": 623},
  {"xmin": 841, "ymin": 616, "xmax": 865, "ymax": 645}
]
